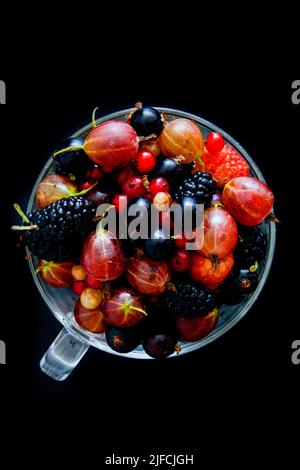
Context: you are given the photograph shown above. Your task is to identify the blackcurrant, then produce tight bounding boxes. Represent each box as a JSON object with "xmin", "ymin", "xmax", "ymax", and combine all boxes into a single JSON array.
[
  {"xmin": 142, "ymin": 331, "xmax": 178, "ymax": 359},
  {"xmin": 127, "ymin": 197, "xmax": 151, "ymax": 239},
  {"xmin": 144, "ymin": 228, "xmax": 174, "ymax": 260},
  {"xmin": 130, "ymin": 106, "xmax": 164, "ymax": 137},
  {"xmin": 106, "ymin": 326, "xmax": 141, "ymax": 353},
  {"xmin": 178, "ymin": 196, "xmax": 199, "ymax": 229},
  {"xmin": 127, "ymin": 196, "xmax": 151, "ymax": 215},
  {"xmin": 150, "ymin": 156, "xmax": 183, "ymax": 180},
  {"xmin": 220, "ymin": 268, "xmax": 258, "ymax": 305},
  {"xmin": 53, "ymin": 137, "xmax": 92, "ymax": 181}
]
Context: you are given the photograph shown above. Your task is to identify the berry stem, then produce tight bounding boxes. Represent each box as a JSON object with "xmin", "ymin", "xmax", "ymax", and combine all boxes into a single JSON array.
[
  {"xmin": 13, "ymin": 203, "xmax": 30, "ymax": 223},
  {"xmin": 129, "ymin": 305, "xmax": 147, "ymax": 316},
  {"xmin": 92, "ymin": 107, "xmax": 99, "ymax": 129},
  {"xmin": 53, "ymin": 145, "xmax": 84, "ymax": 158},
  {"xmin": 94, "ymin": 205, "xmax": 115, "ymax": 223},
  {"xmin": 95, "ymin": 205, "xmax": 116, "ymax": 234},
  {"xmin": 196, "ymin": 156, "xmax": 205, "ymax": 171},
  {"xmin": 73, "ymin": 182, "xmax": 98, "ymax": 197},
  {"xmin": 11, "ymin": 224, "xmax": 38, "ymax": 231},
  {"xmin": 268, "ymin": 213, "xmax": 281, "ymax": 223},
  {"xmin": 249, "ymin": 261, "xmax": 259, "ymax": 273},
  {"xmin": 12, "ymin": 203, "xmax": 38, "ymax": 231},
  {"xmin": 214, "ymin": 200, "xmax": 225, "ymax": 209}
]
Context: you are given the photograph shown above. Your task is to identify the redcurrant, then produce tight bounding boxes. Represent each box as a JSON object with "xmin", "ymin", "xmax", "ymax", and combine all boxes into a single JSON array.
[
  {"xmin": 72, "ymin": 280, "xmax": 87, "ymax": 295},
  {"xmin": 89, "ymin": 166, "xmax": 103, "ymax": 181},
  {"xmin": 102, "ymin": 166, "xmax": 114, "ymax": 174},
  {"xmin": 112, "ymin": 194, "xmax": 127, "ymax": 213},
  {"xmin": 174, "ymin": 232, "xmax": 196, "ymax": 249},
  {"xmin": 86, "ymin": 275, "xmax": 102, "ymax": 290},
  {"xmin": 171, "ymin": 250, "xmax": 191, "ymax": 272},
  {"xmin": 206, "ymin": 132, "xmax": 224, "ymax": 154},
  {"xmin": 123, "ymin": 176, "xmax": 146, "ymax": 199},
  {"xmin": 135, "ymin": 150, "xmax": 156, "ymax": 173},
  {"xmin": 149, "ymin": 177, "xmax": 169, "ymax": 197}
]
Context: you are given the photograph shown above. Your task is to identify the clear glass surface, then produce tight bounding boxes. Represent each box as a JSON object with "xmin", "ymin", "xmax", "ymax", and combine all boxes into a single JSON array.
[{"xmin": 27, "ymin": 108, "xmax": 276, "ymax": 359}]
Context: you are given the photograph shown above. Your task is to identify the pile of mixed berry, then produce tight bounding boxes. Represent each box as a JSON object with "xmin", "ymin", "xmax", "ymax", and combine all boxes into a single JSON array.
[{"xmin": 12, "ymin": 104, "xmax": 275, "ymax": 358}]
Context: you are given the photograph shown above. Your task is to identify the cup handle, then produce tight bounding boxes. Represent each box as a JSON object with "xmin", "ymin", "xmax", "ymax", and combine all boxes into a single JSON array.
[{"xmin": 40, "ymin": 328, "xmax": 89, "ymax": 381}]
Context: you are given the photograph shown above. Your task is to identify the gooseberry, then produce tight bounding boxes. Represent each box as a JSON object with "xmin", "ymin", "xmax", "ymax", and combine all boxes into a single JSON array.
[{"xmin": 159, "ymin": 118, "xmax": 205, "ymax": 164}]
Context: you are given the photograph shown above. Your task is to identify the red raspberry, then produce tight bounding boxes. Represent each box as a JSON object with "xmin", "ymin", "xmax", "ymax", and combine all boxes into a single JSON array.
[{"xmin": 200, "ymin": 144, "xmax": 249, "ymax": 188}]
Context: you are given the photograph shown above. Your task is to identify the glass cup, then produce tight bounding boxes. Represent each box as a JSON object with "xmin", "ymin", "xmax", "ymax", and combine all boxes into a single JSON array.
[{"xmin": 26, "ymin": 108, "xmax": 276, "ymax": 380}]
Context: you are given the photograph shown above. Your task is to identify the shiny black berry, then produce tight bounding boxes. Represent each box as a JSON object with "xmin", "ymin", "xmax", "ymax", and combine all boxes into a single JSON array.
[
  {"xmin": 127, "ymin": 197, "xmax": 151, "ymax": 239},
  {"xmin": 178, "ymin": 196, "xmax": 199, "ymax": 229},
  {"xmin": 144, "ymin": 228, "xmax": 174, "ymax": 260},
  {"xmin": 130, "ymin": 106, "xmax": 164, "ymax": 137},
  {"xmin": 53, "ymin": 137, "xmax": 92, "ymax": 182},
  {"xmin": 106, "ymin": 326, "xmax": 141, "ymax": 353},
  {"xmin": 149, "ymin": 157, "xmax": 195, "ymax": 186},
  {"xmin": 55, "ymin": 163, "xmax": 69, "ymax": 178},
  {"xmin": 142, "ymin": 331, "xmax": 178, "ymax": 359},
  {"xmin": 220, "ymin": 268, "xmax": 258, "ymax": 305}
]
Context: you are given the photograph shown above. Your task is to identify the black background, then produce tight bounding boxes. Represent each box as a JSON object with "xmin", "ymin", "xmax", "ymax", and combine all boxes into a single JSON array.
[{"xmin": 1, "ymin": 44, "xmax": 299, "ymax": 464}]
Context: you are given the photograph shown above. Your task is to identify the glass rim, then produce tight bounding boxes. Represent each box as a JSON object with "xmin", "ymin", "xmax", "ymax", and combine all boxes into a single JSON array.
[{"xmin": 26, "ymin": 107, "xmax": 276, "ymax": 358}]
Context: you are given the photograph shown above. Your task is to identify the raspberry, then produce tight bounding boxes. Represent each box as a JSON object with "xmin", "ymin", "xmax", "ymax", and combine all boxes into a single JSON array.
[{"xmin": 201, "ymin": 144, "xmax": 249, "ymax": 188}]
